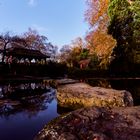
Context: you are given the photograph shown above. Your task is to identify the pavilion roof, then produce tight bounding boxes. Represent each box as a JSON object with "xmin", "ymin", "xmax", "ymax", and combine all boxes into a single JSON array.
[{"xmin": 6, "ymin": 43, "xmax": 50, "ymax": 59}]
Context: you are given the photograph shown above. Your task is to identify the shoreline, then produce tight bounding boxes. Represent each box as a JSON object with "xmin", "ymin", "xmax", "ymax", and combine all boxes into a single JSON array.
[{"xmin": 0, "ymin": 75, "xmax": 140, "ymax": 82}]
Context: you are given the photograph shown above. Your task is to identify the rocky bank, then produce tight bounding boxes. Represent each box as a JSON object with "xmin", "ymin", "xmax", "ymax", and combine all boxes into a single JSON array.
[
  {"xmin": 57, "ymin": 83, "xmax": 133, "ymax": 109},
  {"xmin": 35, "ymin": 82, "xmax": 137, "ymax": 140},
  {"xmin": 35, "ymin": 106, "xmax": 140, "ymax": 140}
]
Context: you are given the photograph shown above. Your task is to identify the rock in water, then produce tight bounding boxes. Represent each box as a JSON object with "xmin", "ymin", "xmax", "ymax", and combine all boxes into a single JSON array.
[
  {"xmin": 35, "ymin": 106, "xmax": 140, "ymax": 140},
  {"xmin": 57, "ymin": 83, "xmax": 133, "ymax": 109}
]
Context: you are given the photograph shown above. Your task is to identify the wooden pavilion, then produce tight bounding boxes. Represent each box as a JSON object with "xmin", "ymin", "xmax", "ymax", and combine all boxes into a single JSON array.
[{"xmin": 4, "ymin": 43, "xmax": 50, "ymax": 64}]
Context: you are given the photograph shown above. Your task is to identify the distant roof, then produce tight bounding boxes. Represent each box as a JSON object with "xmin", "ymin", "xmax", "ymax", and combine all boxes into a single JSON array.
[{"xmin": 6, "ymin": 43, "xmax": 50, "ymax": 59}]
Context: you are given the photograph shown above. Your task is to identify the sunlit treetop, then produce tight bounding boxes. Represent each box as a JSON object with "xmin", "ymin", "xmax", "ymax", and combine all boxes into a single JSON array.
[{"xmin": 85, "ymin": 0, "xmax": 109, "ymax": 32}]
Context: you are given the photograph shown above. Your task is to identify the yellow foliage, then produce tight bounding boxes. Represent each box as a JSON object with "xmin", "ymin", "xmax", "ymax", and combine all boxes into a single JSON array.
[
  {"xmin": 85, "ymin": 0, "xmax": 116, "ymax": 69},
  {"xmin": 86, "ymin": 0, "xmax": 109, "ymax": 31}
]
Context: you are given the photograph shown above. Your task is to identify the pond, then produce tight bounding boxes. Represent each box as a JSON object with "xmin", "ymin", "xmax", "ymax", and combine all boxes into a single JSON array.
[
  {"xmin": 0, "ymin": 79, "xmax": 140, "ymax": 140},
  {"xmin": 86, "ymin": 78, "xmax": 140, "ymax": 105},
  {"xmin": 0, "ymin": 82, "xmax": 59, "ymax": 140}
]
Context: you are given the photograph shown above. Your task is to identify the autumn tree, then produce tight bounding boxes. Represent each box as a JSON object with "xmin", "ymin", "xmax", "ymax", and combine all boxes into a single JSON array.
[
  {"xmin": 23, "ymin": 28, "xmax": 47, "ymax": 50},
  {"xmin": 0, "ymin": 32, "xmax": 26, "ymax": 63},
  {"xmin": 59, "ymin": 45, "xmax": 71, "ymax": 64},
  {"xmin": 71, "ymin": 37, "xmax": 84, "ymax": 50},
  {"xmin": 85, "ymin": 0, "xmax": 116, "ymax": 69},
  {"xmin": 23, "ymin": 28, "xmax": 57, "ymax": 57},
  {"xmin": 85, "ymin": 0, "xmax": 109, "ymax": 31},
  {"xmin": 59, "ymin": 37, "xmax": 87, "ymax": 68}
]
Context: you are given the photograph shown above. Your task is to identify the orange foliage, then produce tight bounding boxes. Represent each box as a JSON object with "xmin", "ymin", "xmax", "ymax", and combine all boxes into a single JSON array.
[
  {"xmin": 85, "ymin": 0, "xmax": 109, "ymax": 31},
  {"xmin": 93, "ymin": 31, "xmax": 116, "ymax": 57},
  {"xmin": 85, "ymin": 0, "xmax": 116, "ymax": 68},
  {"xmin": 86, "ymin": 30, "xmax": 116, "ymax": 57}
]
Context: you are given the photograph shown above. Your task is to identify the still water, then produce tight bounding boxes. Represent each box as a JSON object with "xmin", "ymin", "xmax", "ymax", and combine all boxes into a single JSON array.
[
  {"xmin": 0, "ymin": 79, "xmax": 140, "ymax": 140},
  {"xmin": 87, "ymin": 78, "xmax": 140, "ymax": 105},
  {"xmin": 0, "ymin": 82, "xmax": 59, "ymax": 140}
]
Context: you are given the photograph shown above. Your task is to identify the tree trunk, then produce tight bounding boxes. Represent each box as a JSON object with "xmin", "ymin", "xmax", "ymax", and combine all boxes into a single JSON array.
[{"xmin": 2, "ymin": 43, "xmax": 7, "ymax": 63}]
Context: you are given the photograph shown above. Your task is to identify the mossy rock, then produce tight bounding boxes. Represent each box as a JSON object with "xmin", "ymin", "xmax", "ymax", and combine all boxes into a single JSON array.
[
  {"xmin": 57, "ymin": 83, "xmax": 133, "ymax": 109},
  {"xmin": 35, "ymin": 106, "xmax": 140, "ymax": 140}
]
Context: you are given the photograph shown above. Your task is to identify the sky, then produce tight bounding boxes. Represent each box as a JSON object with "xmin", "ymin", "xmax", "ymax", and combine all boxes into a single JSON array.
[{"xmin": 0, "ymin": 0, "xmax": 88, "ymax": 48}]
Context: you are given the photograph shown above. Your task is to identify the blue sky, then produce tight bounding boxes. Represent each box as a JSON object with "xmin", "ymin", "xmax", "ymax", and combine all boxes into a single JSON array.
[{"xmin": 0, "ymin": 0, "xmax": 88, "ymax": 48}]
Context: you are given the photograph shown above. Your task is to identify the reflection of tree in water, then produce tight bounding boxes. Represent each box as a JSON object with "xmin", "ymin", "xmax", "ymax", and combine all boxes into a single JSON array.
[
  {"xmin": 0, "ymin": 82, "xmax": 51, "ymax": 99},
  {"xmin": 0, "ymin": 82, "xmax": 56, "ymax": 118},
  {"xmin": 110, "ymin": 79, "xmax": 140, "ymax": 105},
  {"xmin": 87, "ymin": 79, "xmax": 140, "ymax": 105},
  {"xmin": 86, "ymin": 79, "xmax": 111, "ymax": 88},
  {"xmin": 21, "ymin": 91, "xmax": 56, "ymax": 117}
]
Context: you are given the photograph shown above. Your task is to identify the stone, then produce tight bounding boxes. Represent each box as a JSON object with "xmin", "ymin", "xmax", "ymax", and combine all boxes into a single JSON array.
[
  {"xmin": 57, "ymin": 83, "xmax": 133, "ymax": 109},
  {"xmin": 35, "ymin": 106, "xmax": 140, "ymax": 140}
]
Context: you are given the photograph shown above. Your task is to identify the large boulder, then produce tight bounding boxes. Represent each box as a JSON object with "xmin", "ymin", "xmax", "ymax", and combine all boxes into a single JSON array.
[
  {"xmin": 35, "ymin": 106, "xmax": 140, "ymax": 140},
  {"xmin": 57, "ymin": 83, "xmax": 133, "ymax": 109}
]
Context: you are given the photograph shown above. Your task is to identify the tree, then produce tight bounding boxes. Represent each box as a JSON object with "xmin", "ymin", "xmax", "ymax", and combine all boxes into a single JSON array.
[
  {"xmin": 79, "ymin": 48, "xmax": 89, "ymax": 60},
  {"xmin": 24, "ymin": 28, "xmax": 46, "ymax": 49},
  {"xmin": 71, "ymin": 37, "xmax": 84, "ymax": 49},
  {"xmin": 130, "ymin": 0, "xmax": 140, "ymax": 49},
  {"xmin": 108, "ymin": 0, "xmax": 140, "ymax": 69},
  {"xmin": 85, "ymin": 0, "xmax": 109, "ymax": 31},
  {"xmin": 59, "ymin": 45, "xmax": 73, "ymax": 67},
  {"xmin": 67, "ymin": 37, "xmax": 86, "ymax": 67},
  {"xmin": 23, "ymin": 28, "xmax": 58, "ymax": 57},
  {"xmin": 23, "ymin": 28, "xmax": 47, "ymax": 53},
  {"xmin": 59, "ymin": 37, "xmax": 86, "ymax": 68},
  {"xmin": 85, "ymin": 0, "xmax": 116, "ymax": 69},
  {"xmin": 0, "ymin": 32, "xmax": 26, "ymax": 63},
  {"xmin": 89, "ymin": 53, "xmax": 100, "ymax": 69},
  {"xmin": 48, "ymin": 44, "xmax": 58, "ymax": 61}
]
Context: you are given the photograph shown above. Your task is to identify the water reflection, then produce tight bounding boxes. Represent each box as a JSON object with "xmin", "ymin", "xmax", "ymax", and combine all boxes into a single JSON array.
[
  {"xmin": 86, "ymin": 79, "xmax": 111, "ymax": 88},
  {"xmin": 0, "ymin": 79, "xmax": 140, "ymax": 140},
  {"xmin": 0, "ymin": 82, "xmax": 51, "ymax": 98},
  {"xmin": 0, "ymin": 82, "xmax": 59, "ymax": 140},
  {"xmin": 87, "ymin": 79, "xmax": 140, "ymax": 105},
  {"xmin": 0, "ymin": 82, "xmax": 56, "ymax": 117}
]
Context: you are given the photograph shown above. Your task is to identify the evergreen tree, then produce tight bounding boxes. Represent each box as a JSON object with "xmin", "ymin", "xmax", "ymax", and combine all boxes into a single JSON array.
[{"xmin": 108, "ymin": 0, "xmax": 140, "ymax": 72}]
